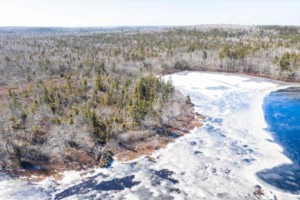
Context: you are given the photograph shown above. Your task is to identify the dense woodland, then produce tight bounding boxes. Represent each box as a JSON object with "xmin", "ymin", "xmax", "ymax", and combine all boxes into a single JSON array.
[
  {"xmin": 0, "ymin": 25, "xmax": 299, "ymax": 174},
  {"xmin": 1, "ymin": 25, "xmax": 300, "ymax": 85}
]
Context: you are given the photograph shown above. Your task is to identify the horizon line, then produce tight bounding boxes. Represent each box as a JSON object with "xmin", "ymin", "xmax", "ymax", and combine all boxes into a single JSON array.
[{"xmin": 1, "ymin": 24, "xmax": 300, "ymax": 29}]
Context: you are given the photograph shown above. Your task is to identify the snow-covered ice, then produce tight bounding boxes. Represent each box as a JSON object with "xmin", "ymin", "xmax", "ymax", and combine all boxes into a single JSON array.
[{"xmin": 1, "ymin": 72, "xmax": 300, "ymax": 200}]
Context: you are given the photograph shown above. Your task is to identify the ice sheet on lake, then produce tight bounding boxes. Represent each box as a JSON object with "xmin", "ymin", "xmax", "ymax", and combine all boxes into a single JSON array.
[{"xmin": 1, "ymin": 72, "xmax": 300, "ymax": 200}]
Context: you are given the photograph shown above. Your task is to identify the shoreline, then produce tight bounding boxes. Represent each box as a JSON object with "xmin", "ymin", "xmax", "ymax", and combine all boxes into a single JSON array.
[
  {"xmin": 4, "ymin": 88, "xmax": 203, "ymax": 182},
  {"xmin": 253, "ymin": 85, "xmax": 300, "ymax": 195},
  {"xmin": 22, "ymin": 73, "xmax": 300, "ymax": 197},
  {"xmin": 161, "ymin": 68, "xmax": 300, "ymax": 83},
  {"xmin": 108, "ymin": 110, "xmax": 204, "ymax": 163},
  {"xmin": 243, "ymin": 85, "xmax": 293, "ymax": 193},
  {"xmin": 1, "ymin": 71, "xmax": 300, "ymax": 199},
  {"xmin": 165, "ymin": 71, "xmax": 300, "ymax": 199}
]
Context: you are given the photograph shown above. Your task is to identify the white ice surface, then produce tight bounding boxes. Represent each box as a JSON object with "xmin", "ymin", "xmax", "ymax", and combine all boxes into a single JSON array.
[{"xmin": 1, "ymin": 72, "xmax": 300, "ymax": 200}]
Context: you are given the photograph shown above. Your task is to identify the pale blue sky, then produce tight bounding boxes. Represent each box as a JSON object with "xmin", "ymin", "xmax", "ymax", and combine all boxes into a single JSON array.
[{"xmin": 0, "ymin": 0, "xmax": 299, "ymax": 27}]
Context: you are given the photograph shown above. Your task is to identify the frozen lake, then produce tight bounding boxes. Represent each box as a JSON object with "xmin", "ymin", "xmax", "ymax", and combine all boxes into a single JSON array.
[{"xmin": 1, "ymin": 72, "xmax": 300, "ymax": 200}]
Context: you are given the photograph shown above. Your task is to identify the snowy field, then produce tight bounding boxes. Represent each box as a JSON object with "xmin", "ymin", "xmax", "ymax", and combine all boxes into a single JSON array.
[{"xmin": 1, "ymin": 72, "xmax": 300, "ymax": 200}]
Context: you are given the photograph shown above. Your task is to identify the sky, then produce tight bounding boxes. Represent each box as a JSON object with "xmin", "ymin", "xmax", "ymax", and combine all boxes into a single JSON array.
[{"xmin": 0, "ymin": 0, "xmax": 299, "ymax": 27}]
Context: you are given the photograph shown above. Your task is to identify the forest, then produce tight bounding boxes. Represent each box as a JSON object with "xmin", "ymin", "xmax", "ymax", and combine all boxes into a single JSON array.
[{"xmin": 0, "ymin": 25, "xmax": 299, "ymax": 176}]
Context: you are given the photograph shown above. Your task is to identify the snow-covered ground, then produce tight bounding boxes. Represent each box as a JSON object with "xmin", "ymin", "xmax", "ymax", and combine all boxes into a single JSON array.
[{"xmin": 1, "ymin": 72, "xmax": 300, "ymax": 200}]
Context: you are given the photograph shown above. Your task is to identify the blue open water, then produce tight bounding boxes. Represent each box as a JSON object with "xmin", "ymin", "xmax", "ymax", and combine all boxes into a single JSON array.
[{"xmin": 257, "ymin": 87, "xmax": 300, "ymax": 194}]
